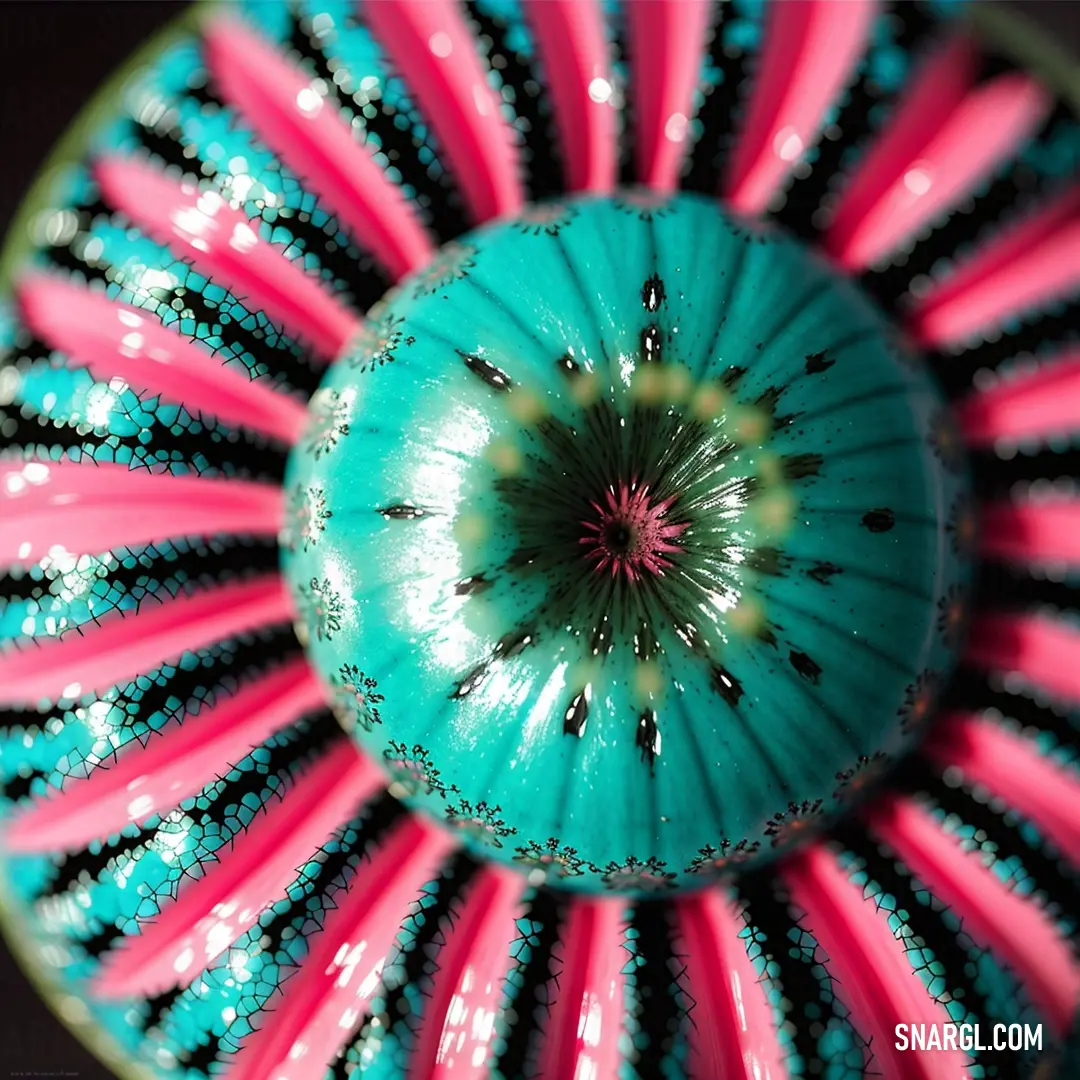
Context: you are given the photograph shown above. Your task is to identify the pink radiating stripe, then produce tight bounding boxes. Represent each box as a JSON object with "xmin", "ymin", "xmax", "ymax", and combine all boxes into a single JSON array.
[
  {"xmin": 626, "ymin": 0, "xmax": 713, "ymax": 194},
  {"xmin": 224, "ymin": 816, "xmax": 456, "ymax": 1080},
  {"xmin": 363, "ymin": 0, "xmax": 523, "ymax": 223},
  {"xmin": 409, "ymin": 866, "xmax": 526, "ymax": 1080},
  {"xmin": 18, "ymin": 272, "xmax": 307, "ymax": 445},
  {"xmin": 724, "ymin": 0, "xmax": 876, "ymax": 216},
  {"xmin": 925, "ymin": 712, "xmax": 1080, "ymax": 866},
  {"xmin": 909, "ymin": 185, "xmax": 1080, "ymax": 348},
  {"xmin": 957, "ymin": 347, "xmax": 1080, "ymax": 446},
  {"xmin": 5, "ymin": 658, "xmax": 324, "ymax": 853},
  {"xmin": 204, "ymin": 18, "xmax": 432, "ymax": 281},
  {"xmin": 826, "ymin": 35, "xmax": 1050, "ymax": 269},
  {"xmin": 867, "ymin": 796, "xmax": 1080, "ymax": 1034},
  {"xmin": 980, "ymin": 497, "xmax": 1080, "ymax": 565},
  {"xmin": 0, "ymin": 457, "xmax": 283, "ymax": 567},
  {"xmin": 527, "ymin": 0, "xmax": 616, "ymax": 193},
  {"xmin": 534, "ymin": 897, "xmax": 625, "ymax": 1080},
  {"xmin": 0, "ymin": 575, "xmax": 293, "ymax": 707},
  {"xmin": 966, "ymin": 611, "xmax": 1080, "ymax": 703},
  {"xmin": 676, "ymin": 890, "xmax": 787, "ymax": 1080},
  {"xmin": 782, "ymin": 845, "xmax": 971, "ymax": 1080},
  {"xmin": 94, "ymin": 740, "xmax": 380, "ymax": 998},
  {"xmin": 94, "ymin": 157, "xmax": 360, "ymax": 360}
]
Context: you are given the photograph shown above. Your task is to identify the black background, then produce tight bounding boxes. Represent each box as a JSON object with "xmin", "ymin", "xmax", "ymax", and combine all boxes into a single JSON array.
[{"xmin": 1, "ymin": 2, "xmax": 1078, "ymax": 1078}]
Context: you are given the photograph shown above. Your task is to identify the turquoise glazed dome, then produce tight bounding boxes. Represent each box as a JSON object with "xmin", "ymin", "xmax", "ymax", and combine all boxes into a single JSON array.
[
  {"xmin": 4, "ymin": 1, "xmax": 1080, "ymax": 1079},
  {"xmin": 285, "ymin": 193, "xmax": 969, "ymax": 891}
]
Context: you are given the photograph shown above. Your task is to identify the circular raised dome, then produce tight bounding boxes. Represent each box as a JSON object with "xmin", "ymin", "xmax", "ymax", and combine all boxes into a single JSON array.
[{"xmin": 283, "ymin": 191, "xmax": 972, "ymax": 893}]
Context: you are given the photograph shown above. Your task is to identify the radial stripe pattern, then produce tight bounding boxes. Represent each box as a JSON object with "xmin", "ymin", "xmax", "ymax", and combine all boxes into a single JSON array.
[{"xmin": 1, "ymin": 2, "xmax": 1079, "ymax": 1080}]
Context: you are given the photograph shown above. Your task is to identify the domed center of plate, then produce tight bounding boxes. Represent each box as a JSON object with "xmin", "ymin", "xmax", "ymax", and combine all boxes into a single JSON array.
[{"xmin": 283, "ymin": 193, "xmax": 973, "ymax": 895}]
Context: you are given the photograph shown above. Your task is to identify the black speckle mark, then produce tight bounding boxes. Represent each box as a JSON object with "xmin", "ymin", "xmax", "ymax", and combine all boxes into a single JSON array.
[
  {"xmin": 505, "ymin": 548, "xmax": 538, "ymax": 570},
  {"xmin": 862, "ymin": 508, "xmax": 896, "ymax": 533},
  {"xmin": 636, "ymin": 710, "xmax": 661, "ymax": 771},
  {"xmin": 589, "ymin": 619, "xmax": 615, "ymax": 658},
  {"xmin": 564, "ymin": 691, "xmax": 589, "ymax": 737},
  {"xmin": 556, "ymin": 354, "xmax": 581, "ymax": 378},
  {"xmin": 454, "ymin": 574, "xmax": 491, "ymax": 596},
  {"xmin": 379, "ymin": 504, "xmax": 425, "ymax": 520},
  {"xmin": 641, "ymin": 324, "xmax": 662, "ymax": 365},
  {"xmin": 460, "ymin": 351, "xmax": 512, "ymax": 392},
  {"xmin": 807, "ymin": 562, "xmax": 842, "ymax": 585},
  {"xmin": 493, "ymin": 628, "xmax": 536, "ymax": 660},
  {"xmin": 722, "ymin": 365, "xmax": 746, "ymax": 390},
  {"xmin": 634, "ymin": 619, "xmax": 660, "ymax": 662},
  {"xmin": 711, "ymin": 665, "xmax": 744, "ymax": 707},
  {"xmin": 757, "ymin": 625, "xmax": 778, "ymax": 649},
  {"xmin": 789, "ymin": 650, "xmax": 822, "ymax": 685},
  {"xmin": 782, "ymin": 453, "xmax": 823, "ymax": 480},
  {"xmin": 805, "ymin": 351, "xmax": 835, "ymax": 375},
  {"xmin": 755, "ymin": 386, "xmax": 783, "ymax": 416},
  {"xmin": 452, "ymin": 662, "xmax": 489, "ymax": 699},
  {"xmin": 642, "ymin": 275, "xmax": 665, "ymax": 313},
  {"xmin": 746, "ymin": 547, "xmax": 786, "ymax": 576}
]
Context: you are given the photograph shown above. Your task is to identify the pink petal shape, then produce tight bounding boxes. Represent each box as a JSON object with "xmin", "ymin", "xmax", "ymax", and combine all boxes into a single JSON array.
[
  {"xmin": 203, "ymin": 17, "xmax": 433, "ymax": 281},
  {"xmin": 534, "ymin": 897, "xmax": 625, "ymax": 1080},
  {"xmin": 17, "ymin": 271, "xmax": 307, "ymax": 445},
  {"xmin": 626, "ymin": 0, "xmax": 713, "ymax": 195},
  {"xmin": 528, "ymin": 0, "xmax": 616, "ymax": 194},
  {"xmin": 0, "ymin": 575, "xmax": 293, "ymax": 707},
  {"xmin": 0, "ymin": 457, "xmax": 283, "ymax": 567},
  {"xmin": 223, "ymin": 816, "xmax": 457, "ymax": 1080},
  {"xmin": 825, "ymin": 35, "xmax": 1050, "ymax": 269},
  {"xmin": 363, "ymin": 0, "xmax": 523, "ymax": 223},
  {"xmin": 956, "ymin": 346, "xmax": 1080, "ymax": 446},
  {"xmin": 93, "ymin": 739, "xmax": 380, "ymax": 999},
  {"xmin": 724, "ymin": 0, "xmax": 877, "ymax": 216},
  {"xmin": 5, "ymin": 658, "xmax": 325, "ymax": 853},
  {"xmin": 866, "ymin": 796, "xmax": 1080, "ymax": 1034},
  {"xmin": 909, "ymin": 184, "xmax": 1080, "ymax": 348},
  {"xmin": 966, "ymin": 611, "xmax": 1080, "ymax": 704},
  {"xmin": 781, "ymin": 844, "xmax": 972, "ymax": 1080},
  {"xmin": 94, "ymin": 157, "xmax": 360, "ymax": 360},
  {"xmin": 925, "ymin": 712, "xmax": 1080, "ymax": 865},
  {"xmin": 409, "ymin": 866, "xmax": 526, "ymax": 1080},
  {"xmin": 980, "ymin": 497, "xmax": 1080, "ymax": 565},
  {"xmin": 675, "ymin": 890, "xmax": 788, "ymax": 1080}
]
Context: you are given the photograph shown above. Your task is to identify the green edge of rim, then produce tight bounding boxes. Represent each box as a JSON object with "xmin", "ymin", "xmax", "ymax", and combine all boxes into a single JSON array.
[
  {"xmin": 0, "ymin": 2, "xmax": 1076, "ymax": 1079},
  {"xmin": 0, "ymin": 876, "xmax": 158, "ymax": 1080},
  {"xmin": 968, "ymin": 1, "xmax": 1080, "ymax": 117},
  {"xmin": 0, "ymin": 1, "xmax": 216, "ymax": 294},
  {"xmin": 0, "ymin": 8, "xmax": 217, "ymax": 1078}
]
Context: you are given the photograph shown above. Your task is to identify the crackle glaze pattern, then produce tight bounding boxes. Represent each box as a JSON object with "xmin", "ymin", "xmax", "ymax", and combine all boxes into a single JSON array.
[
  {"xmin": 285, "ymin": 193, "xmax": 971, "ymax": 890},
  {"xmin": 0, "ymin": 1, "xmax": 1079, "ymax": 1079}
]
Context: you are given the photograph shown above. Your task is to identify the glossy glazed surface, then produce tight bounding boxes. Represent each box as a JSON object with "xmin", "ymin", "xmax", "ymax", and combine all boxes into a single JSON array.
[
  {"xmin": 285, "ymin": 193, "xmax": 970, "ymax": 890},
  {"xmin": 1, "ymin": 0, "xmax": 1080, "ymax": 1077}
]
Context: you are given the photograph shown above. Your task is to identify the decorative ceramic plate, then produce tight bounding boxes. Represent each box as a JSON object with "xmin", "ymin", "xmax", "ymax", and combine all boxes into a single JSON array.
[{"xmin": 2, "ymin": 1, "xmax": 1080, "ymax": 1078}]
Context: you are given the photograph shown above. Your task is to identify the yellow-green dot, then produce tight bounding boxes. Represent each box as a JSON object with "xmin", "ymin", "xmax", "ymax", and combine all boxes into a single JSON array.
[
  {"xmin": 690, "ymin": 381, "xmax": 728, "ymax": 421},
  {"xmin": 728, "ymin": 595, "xmax": 766, "ymax": 637},
  {"xmin": 730, "ymin": 406, "xmax": 771, "ymax": 446},
  {"xmin": 453, "ymin": 513, "xmax": 490, "ymax": 547},
  {"xmin": 633, "ymin": 659, "xmax": 665, "ymax": 704},
  {"xmin": 630, "ymin": 364, "xmax": 665, "ymax": 405},
  {"xmin": 753, "ymin": 488, "xmax": 796, "ymax": 539},
  {"xmin": 507, "ymin": 387, "xmax": 548, "ymax": 425},
  {"xmin": 570, "ymin": 370, "xmax": 601, "ymax": 408},
  {"xmin": 485, "ymin": 438, "xmax": 523, "ymax": 476}
]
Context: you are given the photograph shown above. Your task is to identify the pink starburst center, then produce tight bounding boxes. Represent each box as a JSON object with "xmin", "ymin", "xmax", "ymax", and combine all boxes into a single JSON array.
[{"xmin": 579, "ymin": 480, "xmax": 689, "ymax": 582}]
